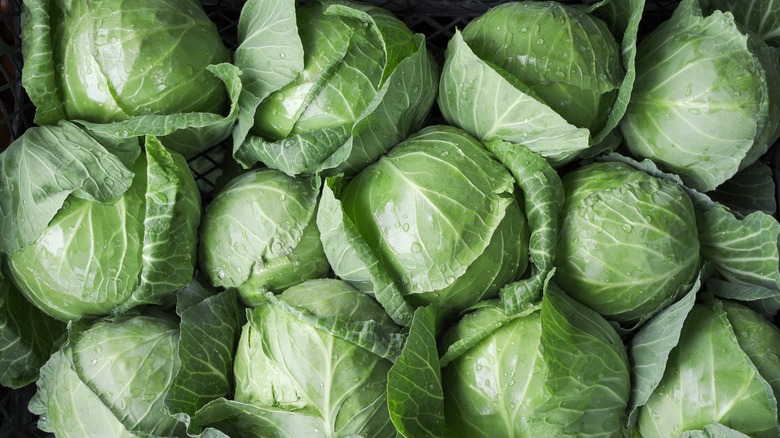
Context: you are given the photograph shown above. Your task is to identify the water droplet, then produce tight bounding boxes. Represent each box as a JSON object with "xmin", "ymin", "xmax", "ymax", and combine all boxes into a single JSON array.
[
  {"xmin": 279, "ymin": 194, "xmax": 286, "ymax": 201},
  {"xmin": 441, "ymin": 150, "xmax": 449, "ymax": 157},
  {"xmin": 536, "ymin": 38, "xmax": 545, "ymax": 45},
  {"xmin": 621, "ymin": 224, "xmax": 632, "ymax": 233},
  {"xmin": 446, "ymin": 276, "xmax": 455, "ymax": 285},
  {"xmin": 685, "ymin": 84, "xmax": 693, "ymax": 96},
  {"xmin": 411, "ymin": 242, "xmax": 422, "ymax": 253},
  {"xmin": 402, "ymin": 223, "xmax": 410, "ymax": 232},
  {"xmin": 520, "ymin": 27, "xmax": 528, "ymax": 32},
  {"xmin": 91, "ymin": 359, "xmax": 98, "ymax": 365},
  {"xmin": 280, "ymin": 52, "xmax": 286, "ymax": 58}
]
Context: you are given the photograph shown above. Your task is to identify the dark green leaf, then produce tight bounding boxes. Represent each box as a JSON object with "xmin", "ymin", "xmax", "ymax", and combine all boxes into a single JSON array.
[{"xmin": 388, "ymin": 306, "xmax": 445, "ymax": 438}]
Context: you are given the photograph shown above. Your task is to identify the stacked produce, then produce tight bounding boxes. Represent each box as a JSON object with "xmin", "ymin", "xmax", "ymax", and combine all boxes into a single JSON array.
[{"xmin": 2, "ymin": 0, "xmax": 780, "ymax": 436}]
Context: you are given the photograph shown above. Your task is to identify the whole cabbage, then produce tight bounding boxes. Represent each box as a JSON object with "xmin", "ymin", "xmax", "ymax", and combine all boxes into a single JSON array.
[
  {"xmin": 22, "ymin": 0, "xmax": 242, "ymax": 156},
  {"xmin": 199, "ymin": 169, "xmax": 330, "ymax": 306},
  {"xmin": 439, "ymin": 0, "xmax": 644, "ymax": 166},
  {"xmin": 621, "ymin": 0, "xmax": 780, "ymax": 192},
  {"xmin": 191, "ymin": 279, "xmax": 405, "ymax": 437},
  {"xmin": 630, "ymin": 293, "xmax": 780, "ymax": 437},
  {"xmin": 556, "ymin": 161, "xmax": 700, "ymax": 328},
  {"xmin": 231, "ymin": 0, "xmax": 438, "ymax": 176},
  {"xmin": 0, "ymin": 122, "xmax": 201, "ymax": 321},
  {"xmin": 440, "ymin": 284, "xmax": 630, "ymax": 437},
  {"xmin": 30, "ymin": 311, "xmax": 186, "ymax": 437},
  {"xmin": 318, "ymin": 125, "xmax": 531, "ymax": 322}
]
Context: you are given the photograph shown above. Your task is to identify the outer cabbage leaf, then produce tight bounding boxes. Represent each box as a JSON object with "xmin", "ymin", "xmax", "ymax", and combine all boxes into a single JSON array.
[
  {"xmin": 20, "ymin": 0, "xmax": 65, "ymax": 124},
  {"xmin": 439, "ymin": 300, "xmax": 540, "ymax": 368},
  {"xmin": 0, "ymin": 121, "xmax": 137, "ymax": 255},
  {"xmin": 317, "ymin": 176, "xmax": 415, "ymax": 327},
  {"xmin": 628, "ymin": 288, "xmax": 698, "ymax": 427},
  {"xmin": 165, "ymin": 285, "xmax": 244, "ymax": 421},
  {"xmin": 117, "ymin": 136, "xmax": 201, "ymax": 313},
  {"xmin": 0, "ymin": 267, "xmax": 65, "ymax": 388},
  {"xmin": 252, "ymin": 287, "xmax": 406, "ymax": 361},
  {"xmin": 681, "ymin": 423, "xmax": 752, "ymax": 438},
  {"xmin": 704, "ymin": 0, "xmax": 780, "ymax": 46},
  {"xmin": 388, "ymin": 305, "xmax": 445, "ymax": 438},
  {"xmin": 722, "ymin": 301, "xmax": 780, "ymax": 403},
  {"xmin": 697, "ymin": 198, "xmax": 780, "ymax": 313},
  {"xmin": 192, "ymin": 400, "xmax": 332, "ymax": 438},
  {"xmin": 484, "ymin": 140, "xmax": 563, "ymax": 313},
  {"xmin": 78, "ymin": 64, "xmax": 243, "ymax": 157},
  {"xmin": 710, "ymin": 162, "xmax": 776, "ymax": 216},
  {"xmin": 528, "ymin": 284, "xmax": 630, "ymax": 437}
]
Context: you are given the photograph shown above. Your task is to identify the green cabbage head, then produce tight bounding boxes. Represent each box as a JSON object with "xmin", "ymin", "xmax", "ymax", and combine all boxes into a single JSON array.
[
  {"xmin": 29, "ymin": 312, "xmax": 185, "ymax": 437},
  {"xmin": 24, "ymin": 0, "xmax": 229, "ymax": 124},
  {"xmin": 318, "ymin": 125, "xmax": 530, "ymax": 323},
  {"xmin": 22, "ymin": 0, "xmax": 243, "ymax": 156},
  {"xmin": 0, "ymin": 122, "xmax": 201, "ymax": 321},
  {"xmin": 439, "ymin": 0, "xmax": 644, "ymax": 166},
  {"xmin": 630, "ymin": 294, "xmax": 780, "ymax": 437},
  {"xmin": 232, "ymin": 0, "xmax": 438, "ymax": 176},
  {"xmin": 440, "ymin": 284, "xmax": 630, "ymax": 437},
  {"xmin": 556, "ymin": 161, "xmax": 699, "ymax": 327},
  {"xmin": 621, "ymin": 0, "xmax": 780, "ymax": 192},
  {"xmin": 199, "ymin": 169, "xmax": 330, "ymax": 306},
  {"xmin": 191, "ymin": 279, "xmax": 405, "ymax": 437}
]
